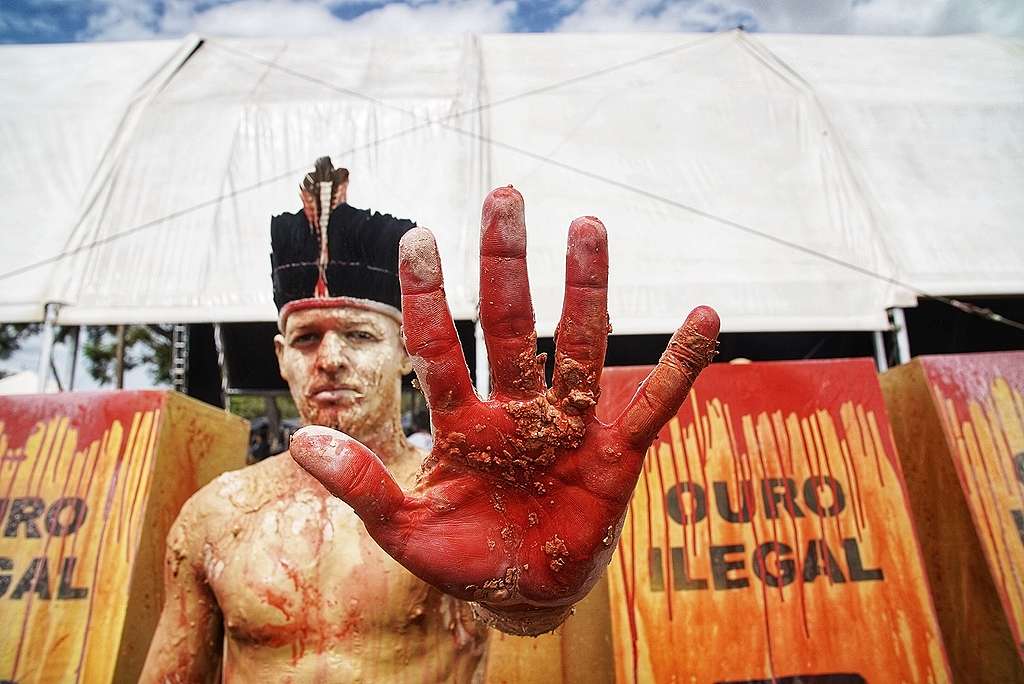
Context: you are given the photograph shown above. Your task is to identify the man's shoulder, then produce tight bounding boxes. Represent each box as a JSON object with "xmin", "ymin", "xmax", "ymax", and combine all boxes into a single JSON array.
[{"xmin": 179, "ymin": 453, "xmax": 296, "ymax": 527}]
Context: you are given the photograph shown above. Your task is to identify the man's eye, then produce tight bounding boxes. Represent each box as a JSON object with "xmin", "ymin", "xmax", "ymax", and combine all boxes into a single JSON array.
[
  {"xmin": 348, "ymin": 331, "xmax": 376, "ymax": 342},
  {"xmin": 292, "ymin": 333, "xmax": 319, "ymax": 345}
]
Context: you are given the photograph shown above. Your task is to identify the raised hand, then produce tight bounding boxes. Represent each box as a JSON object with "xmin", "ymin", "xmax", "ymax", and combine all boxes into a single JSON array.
[{"xmin": 291, "ymin": 187, "xmax": 719, "ymax": 635}]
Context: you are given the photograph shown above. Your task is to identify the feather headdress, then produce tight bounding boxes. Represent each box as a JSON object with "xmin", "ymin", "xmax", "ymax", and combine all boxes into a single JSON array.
[{"xmin": 270, "ymin": 157, "xmax": 416, "ymax": 329}]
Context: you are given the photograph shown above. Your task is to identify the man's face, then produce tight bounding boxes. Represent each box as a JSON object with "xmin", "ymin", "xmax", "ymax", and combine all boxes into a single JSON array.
[{"xmin": 275, "ymin": 306, "xmax": 410, "ymax": 441}]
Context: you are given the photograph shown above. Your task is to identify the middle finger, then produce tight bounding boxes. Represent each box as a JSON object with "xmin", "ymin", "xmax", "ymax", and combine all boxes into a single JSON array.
[{"xmin": 479, "ymin": 186, "xmax": 544, "ymax": 400}]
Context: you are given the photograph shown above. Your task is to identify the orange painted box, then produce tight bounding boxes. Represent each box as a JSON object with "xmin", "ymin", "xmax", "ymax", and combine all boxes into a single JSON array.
[
  {"xmin": 881, "ymin": 352, "xmax": 1024, "ymax": 683},
  {"xmin": 0, "ymin": 390, "xmax": 247, "ymax": 684},
  {"xmin": 598, "ymin": 359, "xmax": 951, "ymax": 684}
]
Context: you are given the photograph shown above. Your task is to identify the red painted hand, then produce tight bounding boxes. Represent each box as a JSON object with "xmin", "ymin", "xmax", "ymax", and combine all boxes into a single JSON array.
[{"xmin": 291, "ymin": 187, "xmax": 719, "ymax": 635}]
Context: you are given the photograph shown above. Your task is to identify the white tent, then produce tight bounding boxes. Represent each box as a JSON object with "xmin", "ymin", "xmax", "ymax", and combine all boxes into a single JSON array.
[
  {"xmin": 1, "ymin": 30, "xmax": 1022, "ymax": 335},
  {"xmin": 0, "ymin": 371, "xmax": 56, "ymax": 394}
]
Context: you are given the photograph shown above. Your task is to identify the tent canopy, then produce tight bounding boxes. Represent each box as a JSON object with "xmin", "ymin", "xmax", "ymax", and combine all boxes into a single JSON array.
[{"xmin": 1, "ymin": 30, "xmax": 1021, "ymax": 334}]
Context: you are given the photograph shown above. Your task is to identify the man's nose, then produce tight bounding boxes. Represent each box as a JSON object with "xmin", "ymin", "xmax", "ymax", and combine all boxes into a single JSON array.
[{"xmin": 315, "ymin": 331, "xmax": 350, "ymax": 372}]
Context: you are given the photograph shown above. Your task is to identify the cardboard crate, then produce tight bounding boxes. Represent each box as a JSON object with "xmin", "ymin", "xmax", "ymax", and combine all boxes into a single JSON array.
[
  {"xmin": 484, "ymin": 576, "xmax": 614, "ymax": 684},
  {"xmin": 0, "ymin": 391, "xmax": 247, "ymax": 683},
  {"xmin": 881, "ymin": 352, "xmax": 1024, "ymax": 683},
  {"xmin": 596, "ymin": 359, "xmax": 951, "ymax": 684}
]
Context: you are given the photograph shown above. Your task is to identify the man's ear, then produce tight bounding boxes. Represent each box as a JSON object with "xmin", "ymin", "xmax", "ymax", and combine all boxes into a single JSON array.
[{"xmin": 274, "ymin": 334, "xmax": 289, "ymax": 382}]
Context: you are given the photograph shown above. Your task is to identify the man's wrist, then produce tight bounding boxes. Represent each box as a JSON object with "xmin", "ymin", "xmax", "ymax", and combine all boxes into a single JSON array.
[{"xmin": 471, "ymin": 602, "xmax": 574, "ymax": 637}]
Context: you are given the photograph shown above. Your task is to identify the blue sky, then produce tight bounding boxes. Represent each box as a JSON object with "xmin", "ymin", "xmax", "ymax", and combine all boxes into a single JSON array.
[{"xmin": 2, "ymin": 0, "xmax": 1022, "ymax": 44}]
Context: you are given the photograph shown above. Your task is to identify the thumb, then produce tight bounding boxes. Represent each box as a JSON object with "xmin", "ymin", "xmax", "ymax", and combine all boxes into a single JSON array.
[{"xmin": 290, "ymin": 426, "xmax": 406, "ymax": 522}]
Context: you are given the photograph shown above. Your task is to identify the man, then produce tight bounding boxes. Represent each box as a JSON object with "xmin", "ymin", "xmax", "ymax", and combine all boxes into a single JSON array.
[{"xmin": 141, "ymin": 157, "xmax": 719, "ymax": 682}]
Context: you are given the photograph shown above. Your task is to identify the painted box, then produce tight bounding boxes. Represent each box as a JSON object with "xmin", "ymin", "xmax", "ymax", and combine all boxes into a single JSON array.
[
  {"xmin": 881, "ymin": 352, "xmax": 1024, "ymax": 683},
  {"xmin": 0, "ymin": 390, "xmax": 248, "ymax": 684},
  {"xmin": 484, "ymin": 577, "xmax": 614, "ymax": 684},
  {"xmin": 598, "ymin": 359, "xmax": 951, "ymax": 684}
]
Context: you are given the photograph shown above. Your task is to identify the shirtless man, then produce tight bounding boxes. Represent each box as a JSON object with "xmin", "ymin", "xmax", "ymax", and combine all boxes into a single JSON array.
[{"xmin": 141, "ymin": 159, "xmax": 719, "ymax": 682}]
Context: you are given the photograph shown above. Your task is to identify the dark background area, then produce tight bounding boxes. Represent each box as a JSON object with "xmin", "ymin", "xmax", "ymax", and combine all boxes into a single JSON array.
[{"xmin": 186, "ymin": 294, "xmax": 1024, "ymax": 407}]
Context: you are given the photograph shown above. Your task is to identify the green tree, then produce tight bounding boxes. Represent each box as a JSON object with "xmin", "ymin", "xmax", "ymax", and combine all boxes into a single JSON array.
[
  {"xmin": 83, "ymin": 325, "xmax": 173, "ymax": 386},
  {"xmin": 0, "ymin": 323, "xmax": 173, "ymax": 385},
  {"xmin": 0, "ymin": 323, "xmax": 40, "ymax": 378}
]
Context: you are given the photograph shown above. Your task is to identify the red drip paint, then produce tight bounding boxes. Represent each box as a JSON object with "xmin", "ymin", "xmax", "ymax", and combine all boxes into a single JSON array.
[
  {"xmin": 641, "ymin": 452, "xmax": 655, "ymax": 607},
  {"xmin": 71, "ymin": 435, "xmax": 105, "ymax": 558},
  {"xmin": 21, "ymin": 423, "xmax": 50, "ymax": 505},
  {"xmin": 666, "ymin": 438, "xmax": 690, "ymax": 558},
  {"xmin": 57, "ymin": 439, "xmax": 92, "ymax": 597},
  {"xmin": 792, "ymin": 419, "xmax": 814, "ymax": 640},
  {"xmin": 815, "ymin": 414, "xmax": 846, "ymax": 549},
  {"xmin": 628, "ymin": 501, "xmax": 639, "ymax": 684},
  {"xmin": 967, "ymin": 447, "xmax": 1011, "ymax": 616},
  {"xmin": 722, "ymin": 407, "xmax": 741, "ymax": 504},
  {"xmin": 125, "ymin": 419, "xmax": 158, "ymax": 562},
  {"xmin": 767, "ymin": 417, "xmax": 798, "ymax": 610},
  {"xmin": 691, "ymin": 397, "xmax": 707, "ymax": 554},
  {"xmin": 805, "ymin": 419, "xmax": 832, "ymax": 586},
  {"xmin": 972, "ymin": 426, "xmax": 1024, "ymax": 614},
  {"xmin": 73, "ymin": 427, "xmax": 132, "ymax": 682},
  {"xmin": 9, "ymin": 419, "xmax": 79, "ymax": 682},
  {"xmin": 840, "ymin": 411, "xmax": 869, "ymax": 537},
  {"xmin": 838, "ymin": 423, "xmax": 866, "ymax": 540},
  {"xmin": 651, "ymin": 446, "xmax": 674, "ymax": 622},
  {"xmin": 739, "ymin": 422, "xmax": 776, "ymax": 680},
  {"xmin": 861, "ymin": 408, "xmax": 886, "ymax": 487},
  {"xmin": 113, "ymin": 416, "xmax": 142, "ymax": 544},
  {"xmin": 680, "ymin": 429, "xmax": 697, "ymax": 555},
  {"xmin": 616, "ymin": 504, "xmax": 640, "ymax": 684},
  {"xmin": 0, "ymin": 450, "xmax": 26, "ymax": 517},
  {"xmin": 755, "ymin": 421, "xmax": 784, "ymax": 603},
  {"xmin": 699, "ymin": 415, "xmax": 713, "ymax": 550},
  {"xmin": 692, "ymin": 395, "xmax": 705, "ymax": 458},
  {"xmin": 985, "ymin": 401, "xmax": 1024, "ymax": 508},
  {"xmin": 47, "ymin": 420, "xmax": 70, "ymax": 484}
]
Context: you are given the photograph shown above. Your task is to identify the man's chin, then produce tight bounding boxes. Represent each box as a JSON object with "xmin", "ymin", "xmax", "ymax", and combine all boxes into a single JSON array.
[{"xmin": 301, "ymin": 406, "xmax": 363, "ymax": 435}]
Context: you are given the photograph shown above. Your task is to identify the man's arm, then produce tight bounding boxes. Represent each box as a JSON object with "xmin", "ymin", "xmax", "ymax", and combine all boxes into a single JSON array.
[{"xmin": 140, "ymin": 495, "xmax": 223, "ymax": 683}]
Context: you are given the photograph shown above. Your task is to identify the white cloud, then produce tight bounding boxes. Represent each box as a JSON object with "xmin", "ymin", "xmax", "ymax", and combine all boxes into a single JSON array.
[
  {"xmin": 71, "ymin": 0, "xmax": 1024, "ymax": 42},
  {"xmin": 555, "ymin": 0, "xmax": 745, "ymax": 33},
  {"xmin": 79, "ymin": 0, "xmax": 163, "ymax": 40},
  {"xmin": 323, "ymin": 0, "xmax": 515, "ymax": 33},
  {"xmin": 79, "ymin": 0, "xmax": 516, "ymax": 41},
  {"xmin": 554, "ymin": 0, "xmax": 1024, "ymax": 36}
]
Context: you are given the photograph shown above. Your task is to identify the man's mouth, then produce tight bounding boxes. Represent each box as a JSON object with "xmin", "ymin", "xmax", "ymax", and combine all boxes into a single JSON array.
[{"xmin": 308, "ymin": 386, "xmax": 364, "ymax": 404}]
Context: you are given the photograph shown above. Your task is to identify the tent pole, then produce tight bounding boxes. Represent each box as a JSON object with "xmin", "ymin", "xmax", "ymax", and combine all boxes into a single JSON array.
[
  {"xmin": 872, "ymin": 331, "xmax": 888, "ymax": 373},
  {"xmin": 114, "ymin": 324, "xmax": 126, "ymax": 388},
  {"xmin": 36, "ymin": 303, "xmax": 59, "ymax": 392},
  {"xmin": 890, "ymin": 307, "xmax": 911, "ymax": 365},
  {"xmin": 474, "ymin": 320, "xmax": 489, "ymax": 399},
  {"xmin": 67, "ymin": 326, "xmax": 80, "ymax": 391}
]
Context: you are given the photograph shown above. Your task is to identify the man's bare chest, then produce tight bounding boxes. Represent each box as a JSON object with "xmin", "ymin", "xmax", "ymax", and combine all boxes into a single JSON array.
[{"xmin": 204, "ymin": 487, "xmax": 437, "ymax": 648}]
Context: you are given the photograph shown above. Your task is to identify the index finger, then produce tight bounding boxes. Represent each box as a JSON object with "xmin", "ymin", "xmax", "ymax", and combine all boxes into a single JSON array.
[
  {"xmin": 614, "ymin": 306, "xmax": 720, "ymax": 448},
  {"xmin": 399, "ymin": 227, "xmax": 477, "ymax": 413}
]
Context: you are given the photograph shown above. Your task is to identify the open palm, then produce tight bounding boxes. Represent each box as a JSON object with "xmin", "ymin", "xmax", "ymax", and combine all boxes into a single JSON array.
[{"xmin": 292, "ymin": 187, "xmax": 719, "ymax": 635}]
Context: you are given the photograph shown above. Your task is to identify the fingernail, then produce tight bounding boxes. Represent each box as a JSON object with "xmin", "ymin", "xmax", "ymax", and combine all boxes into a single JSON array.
[{"xmin": 399, "ymin": 227, "xmax": 442, "ymax": 290}]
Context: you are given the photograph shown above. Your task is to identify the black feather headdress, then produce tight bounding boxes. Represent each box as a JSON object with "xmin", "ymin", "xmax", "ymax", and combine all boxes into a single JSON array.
[{"xmin": 270, "ymin": 157, "xmax": 416, "ymax": 328}]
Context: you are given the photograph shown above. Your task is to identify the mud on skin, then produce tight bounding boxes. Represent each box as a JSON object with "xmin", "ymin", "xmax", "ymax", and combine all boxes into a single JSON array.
[{"xmin": 285, "ymin": 186, "xmax": 722, "ymax": 642}]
